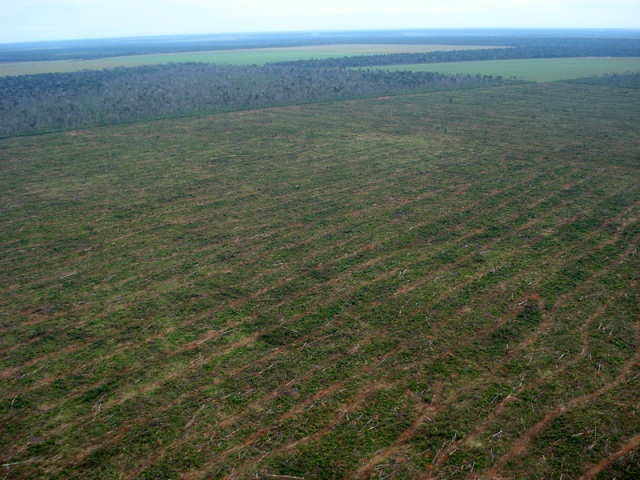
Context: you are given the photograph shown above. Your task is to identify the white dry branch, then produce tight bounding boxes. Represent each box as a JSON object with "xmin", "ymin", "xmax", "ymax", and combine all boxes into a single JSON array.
[
  {"xmin": 184, "ymin": 404, "xmax": 206, "ymax": 430},
  {"xmin": 263, "ymin": 475, "xmax": 305, "ymax": 479}
]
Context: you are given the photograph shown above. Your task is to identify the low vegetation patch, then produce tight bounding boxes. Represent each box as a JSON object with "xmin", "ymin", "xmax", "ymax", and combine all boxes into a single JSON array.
[
  {"xmin": 0, "ymin": 44, "xmax": 500, "ymax": 77},
  {"xmin": 374, "ymin": 57, "xmax": 640, "ymax": 82},
  {"xmin": 0, "ymin": 80, "xmax": 638, "ymax": 479}
]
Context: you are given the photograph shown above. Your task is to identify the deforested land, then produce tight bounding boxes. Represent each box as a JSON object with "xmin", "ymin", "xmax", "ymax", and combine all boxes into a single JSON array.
[{"xmin": 1, "ymin": 30, "xmax": 639, "ymax": 480}]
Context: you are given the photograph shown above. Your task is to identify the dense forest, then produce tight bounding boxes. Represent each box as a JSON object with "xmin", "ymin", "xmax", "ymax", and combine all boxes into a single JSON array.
[
  {"xmin": 567, "ymin": 71, "xmax": 640, "ymax": 88},
  {"xmin": 0, "ymin": 64, "xmax": 502, "ymax": 137}
]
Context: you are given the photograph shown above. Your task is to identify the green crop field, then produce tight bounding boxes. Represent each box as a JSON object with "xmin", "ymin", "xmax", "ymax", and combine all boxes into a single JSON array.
[
  {"xmin": 376, "ymin": 57, "xmax": 640, "ymax": 82},
  {"xmin": 0, "ymin": 44, "xmax": 496, "ymax": 77},
  {"xmin": 1, "ymin": 81, "xmax": 639, "ymax": 479}
]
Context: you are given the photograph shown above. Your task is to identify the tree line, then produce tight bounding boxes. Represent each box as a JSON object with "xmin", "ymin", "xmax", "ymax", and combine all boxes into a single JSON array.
[
  {"xmin": 0, "ymin": 63, "xmax": 503, "ymax": 138},
  {"xmin": 272, "ymin": 38, "xmax": 640, "ymax": 69},
  {"xmin": 566, "ymin": 72, "xmax": 640, "ymax": 89}
]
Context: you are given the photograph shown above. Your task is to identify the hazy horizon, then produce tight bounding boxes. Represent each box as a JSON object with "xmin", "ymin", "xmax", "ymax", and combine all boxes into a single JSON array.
[{"xmin": 2, "ymin": 0, "xmax": 640, "ymax": 45}]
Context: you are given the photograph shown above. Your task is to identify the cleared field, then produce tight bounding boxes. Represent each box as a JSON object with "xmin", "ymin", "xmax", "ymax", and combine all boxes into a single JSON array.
[
  {"xmin": 1, "ymin": 82, "xmax": 639, "ymax": 479},
  {"xmin": 0, "ymin": 44, "xmax": 496, "ymax": 77},
  {"xmin": 376, "ymin": 57, "xmax": 640, "ymax": 82}
]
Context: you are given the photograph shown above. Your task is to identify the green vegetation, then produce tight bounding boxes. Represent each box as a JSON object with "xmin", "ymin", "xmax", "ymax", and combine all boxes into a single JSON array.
[
  {"xmin": 1, "ymin": 78, "xmax": 639, "ymax": 479},
  {"xmin": 2, "ymin": 31, "xmax": 638, "ymax": 140},
  {"xmin": 0, "ymin": 44, "xmax": 496, "ymax": 77},
  {"xmin": 0, "ymin": 64, "xmax": 503, "ymax": 138},
  {"xmin": 375, "ymin": 57, "xmax": 640, "ymax": 82},
  {"xmin": 3, "ymin": 30, "xmax": 637, "ymax": 63},
  {"xmin": 273, "ymin": 37, "xmax": 640, "ymax": 69}
]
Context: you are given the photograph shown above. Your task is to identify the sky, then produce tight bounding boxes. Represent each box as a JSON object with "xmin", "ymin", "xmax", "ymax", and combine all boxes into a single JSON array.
[{"xmin": 1, "ymin": 0, "xmax": 639, "ymax": 44}]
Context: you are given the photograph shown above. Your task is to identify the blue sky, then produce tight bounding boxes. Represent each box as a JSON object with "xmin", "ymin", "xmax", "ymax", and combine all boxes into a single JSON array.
[{"xmin": 1, "ymin": 0, "xmax": 639, "ymax": 44}]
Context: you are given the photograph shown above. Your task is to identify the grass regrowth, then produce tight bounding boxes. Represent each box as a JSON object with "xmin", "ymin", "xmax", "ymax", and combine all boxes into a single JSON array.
[{"xmin": 1, "ymin": 81, "xmax": 639, "ymax": 479}]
